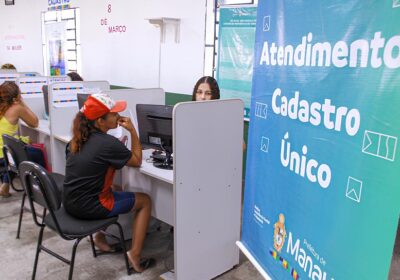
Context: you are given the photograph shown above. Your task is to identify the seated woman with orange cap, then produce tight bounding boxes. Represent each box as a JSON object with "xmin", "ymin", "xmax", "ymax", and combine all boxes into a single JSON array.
[{"xmin": 63, "ymin": 93, "xmax": 154, "ymax": 272}]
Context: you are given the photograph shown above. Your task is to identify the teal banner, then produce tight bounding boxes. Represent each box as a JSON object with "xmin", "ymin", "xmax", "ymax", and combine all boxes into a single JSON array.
[
  {"xmin": 216, "ymin": 7, "xmax": 257, "ymax": 119},
  {"xmin": 242, "ymin": 0, "xmax": 400, "ymax": 279}
]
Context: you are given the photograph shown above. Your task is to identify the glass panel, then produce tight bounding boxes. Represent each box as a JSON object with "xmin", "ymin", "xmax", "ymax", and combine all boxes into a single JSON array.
[
  {"xmin": 61, "ymin": 9, "xmax": 75, "ymax": 19},
  {"xmin": 44, "ymin": 11, "xmax": 57, "ymax": 21},
  {"xmin": 66, "ymin": 30, "xmax": 76, "ymax": 40},
  {"xmin": 56, "ymin": 11, "xmax": 62, "ymax": 21},
  {"xmin": 205, "ymin": 0, "xmax": 215, "ymax": 45},
  {"xmin": 76, "ymin": 47, "xmax": 82, "ymax": 75},
  {"xmin": 214, "ymin": 38, "xmax": 219, "ymax": 57},
  {"xmin": 75, "ymin": 8, "xmax": 81, "ymax": 45},
  {"xmin": 204, "ymin": 47, "xmax": 215, "ymax": 76},
  {"xmin": 42, "ymin": 8, "xmax": 81, "ymax": 76},
  {"xmin": 66, "ymin": 51, "xmax": 76, "ymax": 61},
  {"xmin": 41, "ymin": 13, "xmax": 46, "ymax": 45},
  {"xmin": 68, "ymin": 61, "xmax": 77, "ymax": 71},
  {"xmin": 66, "ymin": 41, "xmax": 76, "ymax": 51},
  {"xmin": 218, "ymin": 0, "xmax": 254, "ymax": 5},
  {"xmin": 66, "ymin": 19, "xmax": 75, "ymax": 29},
  {"xmin": 42, "ymin": 45, "xmax": 49, "ymax": 76}
]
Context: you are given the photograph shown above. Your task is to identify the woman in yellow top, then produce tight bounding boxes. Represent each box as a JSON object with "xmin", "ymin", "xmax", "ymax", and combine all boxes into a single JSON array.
[{"xmin": 0, "ymin": 82, "xmax": 38, "ymax": 197}]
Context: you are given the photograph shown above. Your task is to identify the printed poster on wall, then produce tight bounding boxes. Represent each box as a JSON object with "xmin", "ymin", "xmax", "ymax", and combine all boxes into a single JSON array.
[
  {"xmin": 216, "ymin": 7, "xmax": 257, "ymax": 119},
  {"xmin": 45, "ymin": 22, "xmax": 68, "ymax": 77},
  {"xmin": 241, "ymin": 1, "xmax": 400, "ymax": 279}
]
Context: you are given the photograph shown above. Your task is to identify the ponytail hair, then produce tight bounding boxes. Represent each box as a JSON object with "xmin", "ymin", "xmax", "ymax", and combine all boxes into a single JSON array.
[
  {"xmin": 0, "ymin": 81, "xmax": 21, "ymax": 118},
  {"xmin": 70, "ymin": 112, "xmax": 97, "ymax": 153}
]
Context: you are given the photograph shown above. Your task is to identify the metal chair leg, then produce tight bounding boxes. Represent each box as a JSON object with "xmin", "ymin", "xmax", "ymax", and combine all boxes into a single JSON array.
[
  {"xmin": 68, "ymin": 239, "xmax": 81, "ymax": 280},
  {"xmin": 115, "ymin": 222, "xmax": 131, "ymax": 275},
  {"xmin": 32, "ymin": 227, "xmax": 44, "ymax": 280},
  {"xmin": 16, "ymin": 192, "xmax": 26, "ymax": 239},
  {"xmin": 8, "ymin": 171, "xmax": 23, "ymax": 192},
  {"xmin": 89, "ymin": 234, "xmax": 97, "ymax": 258}
]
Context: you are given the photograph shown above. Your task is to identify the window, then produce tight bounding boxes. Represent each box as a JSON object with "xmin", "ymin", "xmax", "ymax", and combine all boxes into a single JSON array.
[
  {"xmin": 41, "ymin": 8, "xmax": 81, "ymax": 75},
  {"xmin": 219, "ymin": 0, "xmax": 254, "ymax": 4},
  {"xmin": 203, "ymin": 0, "xmax": 257, "ymax": 77}
]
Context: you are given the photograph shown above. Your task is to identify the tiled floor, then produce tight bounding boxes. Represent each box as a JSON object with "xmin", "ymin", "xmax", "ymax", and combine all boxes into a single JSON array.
[
  {"xmin": 1, "ymin": 187, "xmax": 398, "ymax": 279},
  {"xmin": 0, "ymin": 189, "xmax": 263, "ymax": 280}
]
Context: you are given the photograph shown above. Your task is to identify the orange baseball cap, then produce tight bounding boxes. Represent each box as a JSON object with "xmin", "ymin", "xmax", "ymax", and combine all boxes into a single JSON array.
[{"xmin": 81, "ymin": 93, "xmax": 127, "ymax": 120}]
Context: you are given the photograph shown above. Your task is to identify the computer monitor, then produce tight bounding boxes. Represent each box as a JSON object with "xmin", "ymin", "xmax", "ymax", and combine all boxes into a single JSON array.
[
  {"xmin": 136, "ymin": 104, "xmax": 173, "ymax": 170},
  {"xmin": 77, "ymin": 93, "xmax": 90, "ymax": 109},
  {"xmin": 42, "ymin": 85, "xmax": 49, "ymax": 118}
]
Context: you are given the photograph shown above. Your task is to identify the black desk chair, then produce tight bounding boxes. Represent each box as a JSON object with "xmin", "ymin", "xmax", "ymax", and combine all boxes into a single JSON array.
[
  {"xmin": 2, "ymin": 134, "xmax": 26, "ymax": 192},
  {"xmin": 19, "ymin": 161, "xmax": 131, "ymax": 280},
  {"xmin": 2, "ymin": 134, "xmax": 65, "ymax": 239}
]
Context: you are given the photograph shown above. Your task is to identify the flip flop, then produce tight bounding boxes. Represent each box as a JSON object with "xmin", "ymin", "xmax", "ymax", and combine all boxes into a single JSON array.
[
  {"xmin": 95, "ymin": 243, "xmax": 123, "ymax": 256},
  {"xmin": 127, "ymin": 255, "xmax": 156, "ymax": 273},
  {"xmin": 140, "ymin": 258, "xmax": 156, "ymax": 269}
]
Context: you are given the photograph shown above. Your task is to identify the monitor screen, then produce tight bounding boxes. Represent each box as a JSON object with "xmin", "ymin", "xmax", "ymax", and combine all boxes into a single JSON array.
[
  {"xmin": 136, "ymin": 104, "xmax": 173, "ymax": 169},
  {"xmin": 77, "ymin": 93, "xmax": 90, "ymax": 109}
]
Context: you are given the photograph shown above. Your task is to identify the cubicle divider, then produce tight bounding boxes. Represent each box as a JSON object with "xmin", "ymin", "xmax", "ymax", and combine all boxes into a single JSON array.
[
  {"xmin": 19, "ymin": 75, "xmax": 71, "ymax": 168},
  {"xmin": 18, "ymin": 76, "xmax": 48, "ymax": 118},
  {"xmin": 49, "ymin": 81, "xmax": 110, "ymax": 174},
  {"xmin": 48, "ymin": 75, "xmax": 70, "ymax": 84},
  {"xmin": 15, "ymin": 75, "xmax": 71, "ymax": 120},
  {"xmin": 172, "ymin": 99, "xmax": 243, "ymax": 280},
  {"xmin": 0, "ymin": 71, "xmax": 19, "ymax": 85},
  {"xmin": 19, "ymin": 72, "xmax": 41, "ymax": 77}
]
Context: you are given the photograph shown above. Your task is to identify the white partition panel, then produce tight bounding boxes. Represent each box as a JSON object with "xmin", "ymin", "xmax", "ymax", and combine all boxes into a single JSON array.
[
  {"xmin": 173, "ymin": 99, "xmax": 244, "ymax": 280},
  {"xmin": 47, "ymin": 75, "xmax": 70, "ymax": 84},
  {"xmin": 0, "ymin": 72, "xmax": 19, "ymax": 85},
  {"xmin": 19, "ymin": 72, "xmax": 41, "ymax": 77},
  {"xmin": 18, "ymin": 76, "xmax": 48, "ymax": 118}
]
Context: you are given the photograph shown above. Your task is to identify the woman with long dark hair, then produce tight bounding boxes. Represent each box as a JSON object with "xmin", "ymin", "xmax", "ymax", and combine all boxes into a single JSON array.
[
  {"xmin": 0, "ymin": 82, "xmax": 38, "ymax": 197},
  {"xmin": 191, "ymin": 76, "xmax": 220, "ymax": 101},
  {"xmin": 63, "ymin": 93, "xmax": 154, "ymax": 272}
]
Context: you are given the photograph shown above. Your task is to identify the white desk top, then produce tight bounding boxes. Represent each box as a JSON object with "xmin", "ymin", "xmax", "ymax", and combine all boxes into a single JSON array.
[
  {"xmin": 20, "ymin": 119, "xmax": 50, "ymax": 136},
  {"xmin": 54, "ymin": 134, "xmax": 71, "ymax": 143},
  {"xmin": 140, "ymin": 149, "xmax": 173, "ymax": 184}
]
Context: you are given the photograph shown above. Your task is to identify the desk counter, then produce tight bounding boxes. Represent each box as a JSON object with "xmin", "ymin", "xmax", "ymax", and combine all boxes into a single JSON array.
[{"xmin": 20, "ymin": 119, "xmax": 50, "ymax": 136}]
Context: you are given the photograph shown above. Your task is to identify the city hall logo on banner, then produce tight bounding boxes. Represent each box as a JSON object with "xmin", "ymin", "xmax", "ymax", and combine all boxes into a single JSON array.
[
  {"xmin": 269, "ymin": 213, "xmax": 334, "ymax": 280},
  {"xmin": 270, "ymin": 213, "xmax": 300, "ymax": 279},
  {"xmin": 48, "ymin": 0, "xmax": 71, "ymax": 11},
  {"xmin": 273, "ymin": 213, "xmax": 287, "ymax": 252}
]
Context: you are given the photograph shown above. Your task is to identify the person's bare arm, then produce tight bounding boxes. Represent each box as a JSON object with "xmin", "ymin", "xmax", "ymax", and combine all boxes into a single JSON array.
[
  {"xmin": 18, "ymin": 100, "xmax": 38, "ymax": 128},
  {"xmin": 118, "ymin": 117, "xmax": 142, "ymax": 167}
]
